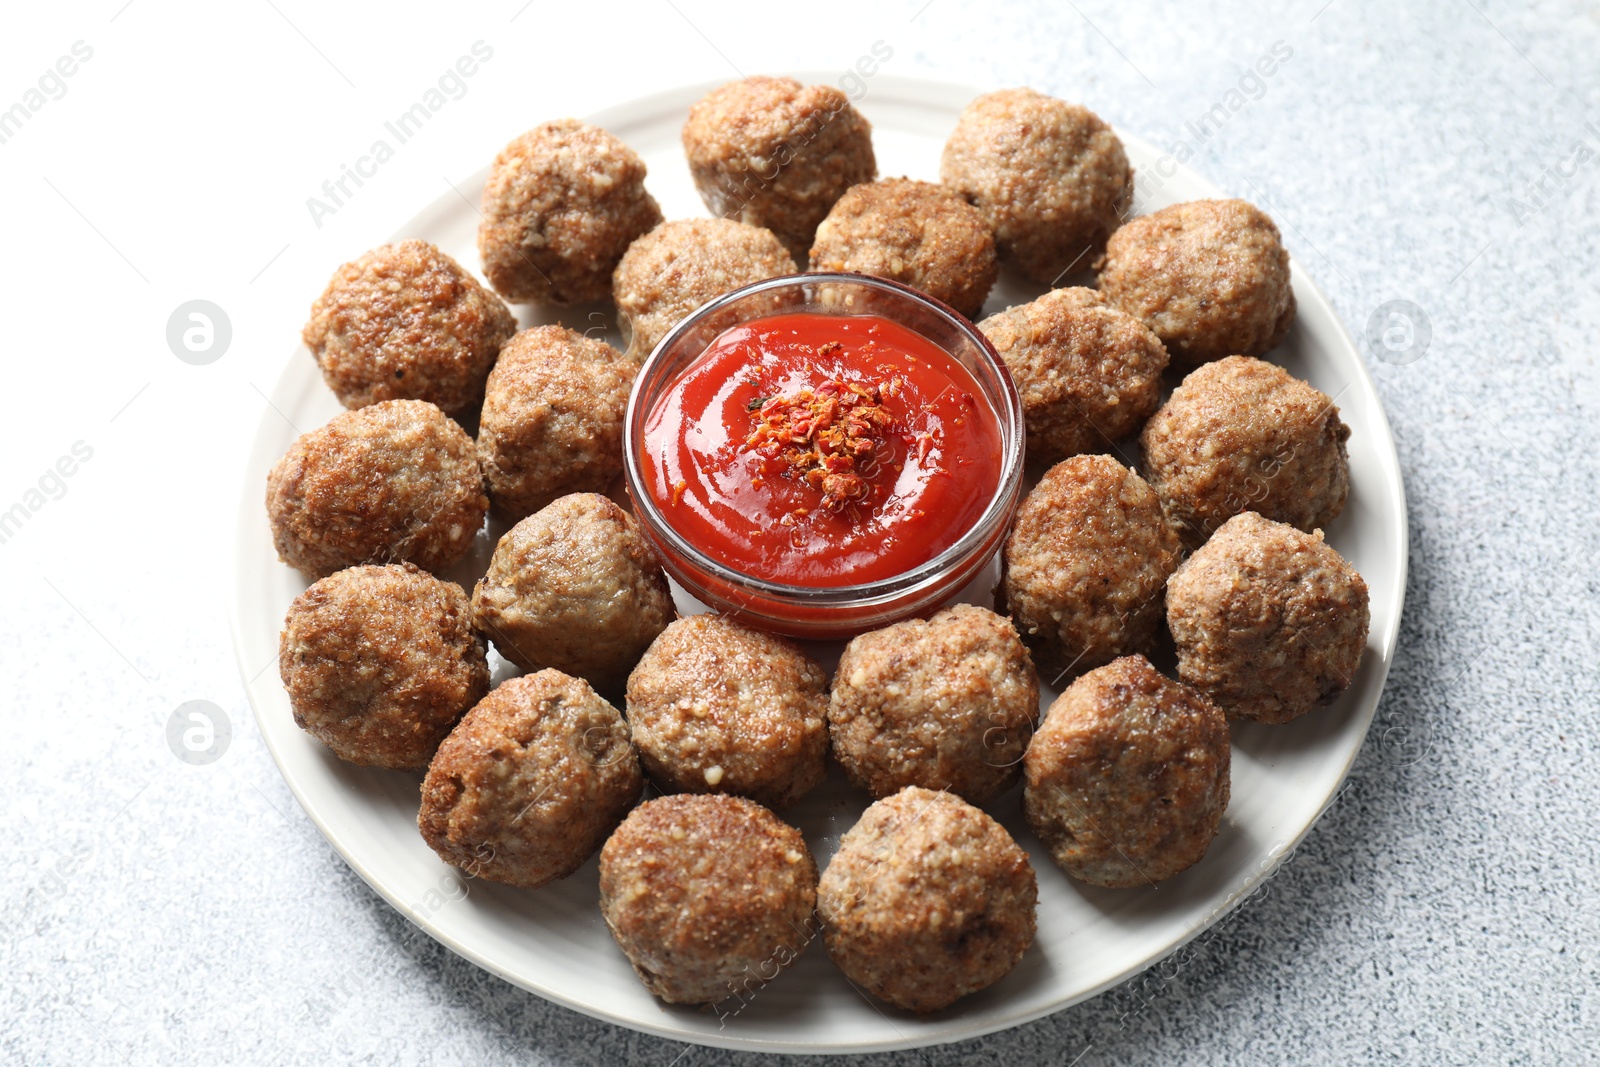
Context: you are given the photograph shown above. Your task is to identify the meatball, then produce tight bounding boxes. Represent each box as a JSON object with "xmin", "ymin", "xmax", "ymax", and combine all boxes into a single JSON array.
[
  {"xmin": 418, "ymin": 670, "xmax": 643, "ymax": 888},
  {"xmin": 476, "ymin": 326, "xmax": 636, "ymax": 523},
  {"xmin": 470, "ymin": 494, "xmax": 673, "ymax": 696},
  {"xmin": 301, "ymin": 239, "xmax": 517, "ymax": 418},
  {"xmin": 941, "ymin": 88, "xmax": 1132, "ymax": 284},
  {"xmin": 829, "ymin": 604, "xmax": 1038, "ymax": 804},
  {"xmin": 612, "ymin": 218, "xmax": 794, "ymax": 359},
  {"xmin": 978, "ymin": 287, "xmax": 1168, "ymax": 465},
  {"xmin": 1096, "ymin": 198, "xmax": 1295, "ymax": 363},
  {"xmin": 808, "ymin": 178, "xmax": 997, "ymax": 319},
  {"xmin": 1001, "ymin": 455, "xmax": 1183, "ymax": 680},
  {"xmin": 1167, "ymin": 511, "xmax": 1370, "ymax": 724},
  {"xmin": 266, "ymin": 399, "xmax": 487, "ymax": 577},
  {"xmin": 682, "ymin": 76, "xmax": 876, "ymax": 262},
  {"xmin": 626, "ymin": 614, "xmax": 827, "ymax": 810},
  {"xmin": 599, "ymin": 794, "xmax": 818, "ymax": 1006},
  {"xmin": 478, "ymin": 119, "xmax": 663, "ymax": 304},
  {"xmin": 1140, "ymin": 355, "xmax": 1351, "ymax": 546},
  {"xmin": 1023, "ymin": 655, "xmax": 1230, "ymax": 888},
  {"xmin": 817, "ymin": 787, "xmax": 1036, "ymax": 1013},
  {"xmin": 279, "ymin": 563, "xmax": 489, "ymax": 769}
]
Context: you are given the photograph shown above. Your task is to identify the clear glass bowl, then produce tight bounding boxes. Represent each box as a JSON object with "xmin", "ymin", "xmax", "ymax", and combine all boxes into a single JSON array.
[{"xmin": 622, "ymin": 272, "xmax": 1024, "ymax": 639}]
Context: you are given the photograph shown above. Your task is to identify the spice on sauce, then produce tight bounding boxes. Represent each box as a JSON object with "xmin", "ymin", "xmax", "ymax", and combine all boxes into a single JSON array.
[{"xmin": 743, "ymin": 362, "xmax": 899, "ymax": 516}]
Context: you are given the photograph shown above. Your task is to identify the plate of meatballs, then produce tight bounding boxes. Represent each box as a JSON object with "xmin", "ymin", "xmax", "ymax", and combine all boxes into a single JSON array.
[{"xmin": 233, "ymin": 73, "xmax": 1407, "ymax": 1053}]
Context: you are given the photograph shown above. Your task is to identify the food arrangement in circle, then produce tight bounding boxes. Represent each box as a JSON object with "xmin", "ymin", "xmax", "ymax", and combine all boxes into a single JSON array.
[{"xmin": 269, "ymin": 75, "xmax": 1371, "ymax": 1016}]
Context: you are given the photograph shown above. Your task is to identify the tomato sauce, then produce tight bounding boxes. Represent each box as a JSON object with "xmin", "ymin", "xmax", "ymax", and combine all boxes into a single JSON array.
[{"xmin": 640, "ymin": 312, "xmax": 1004, "ymax": 586}]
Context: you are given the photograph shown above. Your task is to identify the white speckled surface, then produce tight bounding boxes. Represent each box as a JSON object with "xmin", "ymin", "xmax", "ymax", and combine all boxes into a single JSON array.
[{"xmin": 2, "ymin": 1, "xmax": 1596, "ymax": 1064}]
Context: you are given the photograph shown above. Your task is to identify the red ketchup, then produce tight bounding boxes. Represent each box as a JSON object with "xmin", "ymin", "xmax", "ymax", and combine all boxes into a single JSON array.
[{"xmin": 640, "ymin": 312, "xmax": 1004, "ymax": 587}]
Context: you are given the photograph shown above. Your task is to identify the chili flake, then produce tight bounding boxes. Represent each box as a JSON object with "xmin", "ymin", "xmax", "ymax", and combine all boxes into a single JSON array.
[{"xmin": 744, "ymin": 370, "xmax": 898, "ymax": 514}]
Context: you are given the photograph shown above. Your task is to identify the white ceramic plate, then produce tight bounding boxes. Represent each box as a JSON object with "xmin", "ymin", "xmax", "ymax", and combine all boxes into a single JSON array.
[{"xmin": 232, "ymin": 74, "xmax": 1407, "ymax": 1055}]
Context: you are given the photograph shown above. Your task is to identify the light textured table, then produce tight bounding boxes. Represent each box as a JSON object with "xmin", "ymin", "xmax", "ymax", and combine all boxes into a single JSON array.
[{"xmin": 3, "ymin": 1, "xmax": 1595, "ymax": 1063}]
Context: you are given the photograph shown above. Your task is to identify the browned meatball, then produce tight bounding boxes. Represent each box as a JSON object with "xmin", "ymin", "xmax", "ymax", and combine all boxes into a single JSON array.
[
  {"xmin": 941, "ymin": 88, "xmax": 1132, "ymax": 284},
  {"xmin": 470, "ymin": 494, "xmax": 673, "ymax": 696},
  {"xmin": 301, "ymin": 239, "xmax": 516, "ymax": 418},
  {"xmin": 266, "ymin": 399, "xmax": 488, "ymax": 577},
  {"xmin": 612, "ymin": 218, "xmax": 794, "ymax": 359},
  {"xmin": 682, "ymin": 77, "xmax": 876, "ymax": 262},
  {"xmin": 1096, "ymin": 199, "xmax": 1295, "ymax": 363},
  {"xmin": 808, "ymin": 178, "xmax": 997, "ymax": 318},
  {"xmin": 1024, "ymin": 655, "xmax": 1230, "ymax": 888},
  {"xmin": 476, "ymin": 326, "xmax": 636, "ymax": 523},
  {"xmin": 599, "ymin": 794, "xmax": 818, "ymax": 1006},
  {"xmin": 1001, "ymin": 455, "xmax": 1183, "ymax": 680},
  {"xmin": 978, "ymin": 286, "xmax": 1168, "ymax": 465},
  {"xmin": 279, "ymin": 563, "xmax": 488, "ymax": 769},
  {"xmin": 418, "ymin": 670, "xmax": 642, "ymax": 888},
  {"xmin": 829, "ymin": 604, "xmax": 1038, "ymax": 804},
  {"xmin": 478, "ymin": 119, "xmax": 663, "ymax": 304},
  {"xmin": 1140, "ymin": 356, "xmax": 1351, "ymax": 546},
  {"xmin": 817, "ymin": 786, "xmax": 1036, "ymax": 1013},
  {"xmin": 626, "ymin": 614, "xmax": 827, "ymax": 810},
  {"xmin": 1167, "ymin": 511, "xmax": 1369, "ymax": 724}
]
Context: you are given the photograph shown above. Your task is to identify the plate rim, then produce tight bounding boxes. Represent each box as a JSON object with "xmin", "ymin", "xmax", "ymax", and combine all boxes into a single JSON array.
[{"xmin": 230, "ymin": 71, "xmax": 1410, "ymax": 1055}]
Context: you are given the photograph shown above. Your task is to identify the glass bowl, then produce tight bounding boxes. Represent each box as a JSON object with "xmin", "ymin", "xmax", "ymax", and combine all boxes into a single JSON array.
[{"xmin": 622, "ymin": 272, "xmax": 1024, "ymax": 639}]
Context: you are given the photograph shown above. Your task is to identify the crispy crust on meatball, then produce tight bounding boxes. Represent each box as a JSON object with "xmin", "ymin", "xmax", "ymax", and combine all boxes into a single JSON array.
[
  {"xmin": 265, "ymin": 399, "xmax": 488, "ymax": 577},
  {"xmin": 279, "ymin": 563, "xmax": 489, "ymax": 769},
  {"xmin": 418, "ymin": 670, "xmax": 643, "ymax": 889},
  {"xmin": 1096, "ymin": 199, "xmax": 1295, "ymax": 363},
  {"xmin": 626, "ymin": 614, "xmax": 828, "ymax": 810},
  {"xmin": 817, "ymin": 787, "xmax": 1037, "ymax": 1013},
  {"xmin": 476, "ymin": 326, "xmax": 637, "ymax": 523},
  {"xmin": 478, "ymin": 119, "xmax": 663, "ymax": 304},
  {"xmin": 940, "ymin": 88, "xmax": 1132, "ymax": 284},
  {"xmin": 1140, "ymin": 355, "xmax": 1351, "ymax": 546},
  {"xmin": 829, "ymin": 604, "xmax": 1039, "ymax": 804},
  {"xmin": 1167, "ymin": 512, "xmax": 1369, "ymax": 724},
  {"xmin": 599, "ymin": 794, "xmax": 819, "ymax": 1005},
  {"xmin": 682, "ymin": 76, "xmax": 877, "ymax": 262},
  {"xmin": 301, "ymin": 239, "xmax": 517, "ymax": 418},
  {"xmin": 1024, "ymin": 655, "xmax": 1230, "ymax": 888},
  {"xmin": 470, "ymin": 494, "xmax": 673, "ymax": 695},
  {"xmin": 808, "ymin": 178, "xmax": 998, "ymax": 319},
  {"xmin": 1001, "ymin": 455, "xmax": 1183, "ymax": 679},
  {"xmin": 612, "ymin": 218, "xmax": 795, "ymax": 359},
  {"xmin": 978, "ymin": 287, "xmax": 1168, "ymax": 465}
]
